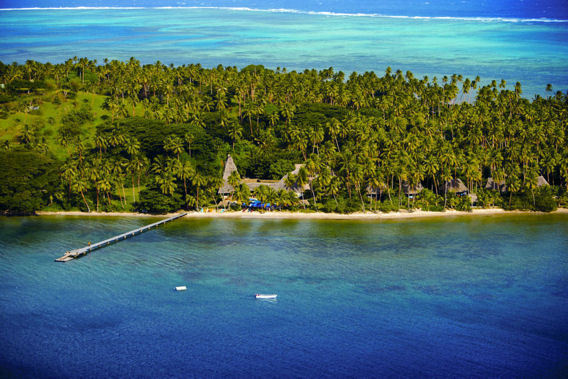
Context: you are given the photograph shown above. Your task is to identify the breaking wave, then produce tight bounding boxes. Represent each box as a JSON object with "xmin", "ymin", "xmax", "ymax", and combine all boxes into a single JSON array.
[{"xmin": 1, "ymin": 6, "xmax": 567, "ymax": 23}]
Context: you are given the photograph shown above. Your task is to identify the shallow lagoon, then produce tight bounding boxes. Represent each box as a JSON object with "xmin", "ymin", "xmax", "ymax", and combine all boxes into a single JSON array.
[
  {"xmin": 0, "ymin": 214, "xmax": 567, "ymax": 376},
  {"xmin": 1, "ymin": 8, "xmax": 567, "ymax": 97}
]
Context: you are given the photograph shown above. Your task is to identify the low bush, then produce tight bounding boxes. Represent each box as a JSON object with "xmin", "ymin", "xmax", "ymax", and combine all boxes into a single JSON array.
[
  {"xmin": 476, "ymin": 188, "xmax": 503, "ymax": 208},
  {"xmin": 503, "ymin": 186, "xmax": 557, "ymax": 212},
  {"xmin": 135, "ymin": 187, "xmax": 183, "ymax": 214},
  {"xmin": 379, "ymin": 200, "xmax": 399, "ymax": 213},
  {"xmin": 455, "ymin": 196, "xmax": 472, "ymax": 212}
]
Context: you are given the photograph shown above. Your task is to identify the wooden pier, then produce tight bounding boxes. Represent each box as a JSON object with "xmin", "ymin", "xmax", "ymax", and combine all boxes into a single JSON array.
[{"xmin": 55, "ymin": 212, "xmax": 187, "ymax": 262}]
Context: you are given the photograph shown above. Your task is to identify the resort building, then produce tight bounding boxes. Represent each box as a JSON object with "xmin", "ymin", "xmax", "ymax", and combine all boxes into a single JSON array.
[
  {"xmin": 276, "ymin": 164, "xmax": 311, "ymax": 197},
  {"xmin": 218, "ymin": 155, "xmax": 308, "ymax": 198},
  {"xmin": 485, "ymin": 177, "xmax": 506, "ymax": 193},
  {"xmin": 403, "ymin": 182, "xmax": 424, "ymax": 198},
  {"xmin": 486, "ymin": 175, "xmax": 549, "ymax": 193},
  {"xmin": 218, "ymin": 154, "xmax": 240, "ymax": 195},
  {"xmin": 537, "ymin": 175, "xmax": 549, "ymax": 187},
  {"xmin": 444, "ymin": 178, "xmax": 469, "ymax": 196}
]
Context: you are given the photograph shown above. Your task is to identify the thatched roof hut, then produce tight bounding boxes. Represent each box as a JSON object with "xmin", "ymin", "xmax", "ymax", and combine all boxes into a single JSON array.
[
  {"xmin": 537, "ymin": 175, "xmax": 549, "ymax": 187},
  {"xmin": 219, "ymin": 157, "xmax": 311, "ymax": 196},
  {"xmin": 403, "ymin": 181, "xmax": 424, "ymax": 196},
  {"xmin": 485, "ymin": 177, "xmax": 506, "ymax": 192},
  {"xmin": 244, "ymin": 179, "xmax": 280, "ymax": 192},
  {"xmin": 444, "ymin": 178, "xmax": 468, "ymax": 195},
  {"xmin": 468, "ymin": 193, "xmax": 478, "ymax": 205},
  {"xmin": 218, "ymin": 154, "xmax": 239, "ymax": 195},
  {"xmin": 366, "ymin": 182, "xmax": 388, "ymax": 196},
  {"xmin": 275, "ymin": 164, "xmax": 310, "ymax": 196}
]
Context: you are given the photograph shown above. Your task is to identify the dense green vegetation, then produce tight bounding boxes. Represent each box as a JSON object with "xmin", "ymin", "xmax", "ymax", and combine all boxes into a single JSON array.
[
  {"xmin": 0, "ymin": 58, "xmax": 567, "ymax": 215},
  {"xmin": 0, "ymin": 150, "xmax": 59, "ymax": 214}
]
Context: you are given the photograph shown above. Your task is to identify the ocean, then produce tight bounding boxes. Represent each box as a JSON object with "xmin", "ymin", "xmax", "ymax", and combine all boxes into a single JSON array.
[
  {"xmin": 0, "ymin": 6, "xmax": 567, "ymax": 97},
  {"xmin": 3, "ymin": 0, "xmax": 568, "ymax": 19},
  {"xmin": 1, "ymin": 215, "xmax": 567, "ymax": 376}
]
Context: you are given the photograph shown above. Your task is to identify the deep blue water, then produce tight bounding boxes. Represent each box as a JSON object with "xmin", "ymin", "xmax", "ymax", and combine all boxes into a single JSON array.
[{"xmin": 1, "ymin": 215, "xmax": 567, "ymax": 377}]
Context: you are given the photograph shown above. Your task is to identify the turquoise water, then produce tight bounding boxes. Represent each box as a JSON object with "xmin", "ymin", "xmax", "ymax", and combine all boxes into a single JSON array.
[
  {"xmin": 3, "ymin": 1, "xmax": 568, "ymax": 19},
  {"xmin": 1, "ymin": 8, "xmax": 567, "ymax": 97},
  {"xmin": 1, "ymin": 215, "xmax": 567, "ymax": 376}
]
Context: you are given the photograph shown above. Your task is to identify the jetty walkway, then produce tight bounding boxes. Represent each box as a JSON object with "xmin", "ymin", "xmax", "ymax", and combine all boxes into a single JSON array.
[{"xmin": 55, "ymin": 213, "xmax": 187, "ymax": 262}]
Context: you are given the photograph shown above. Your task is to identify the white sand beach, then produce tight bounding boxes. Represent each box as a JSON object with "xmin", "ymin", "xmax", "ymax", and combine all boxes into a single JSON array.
[{"xmin": 36, "ymin": 208, "xmax": 568, "ymax": 220}]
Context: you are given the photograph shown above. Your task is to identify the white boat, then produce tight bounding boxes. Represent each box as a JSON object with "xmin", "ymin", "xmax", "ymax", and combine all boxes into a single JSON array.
[
  {"xmin": 255, "ymin": 294, "xmax": 277, "ymax": 299},
  {"xmin": 175, "ymin": 286, "xmax": 187, "ymax": 291}
]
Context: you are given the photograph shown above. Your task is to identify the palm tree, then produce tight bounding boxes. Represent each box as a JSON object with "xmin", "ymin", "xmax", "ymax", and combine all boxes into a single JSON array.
[
  {"xmin": 179, "ymin": 160, "xmax": 194, "ymax": 201},
  {"xmin": 233, "ymin": 183, "xmax": 251, "ymax": 205},
  {"xmin": 227, "ymin": 171, "xmax": 241, "ymax": 201},
  {"xmin": 423, "ymin": 155, "xmax": 439, "ymax": 194},
  {"xmin": 184, "ymin": 133, "xmax": 194, "ymax": 157},
  {"xmin": 61, "ymin": 162, "xmax": 77, "ymax": 199},
  {"xmin": 524, "ymin": 169, "xmax": 539, "ymax": 207},
  {"xmin": 71, "ymin": 175, "xmax": 91, "ymax": 212},
  {"xmin": 111, "ymin": 159, "xmax": 127, "ymax": 208},
  {"xmin": 127, "ymin": 155, "xmax": 147, "ymax": 203},
  {"xmin": 368, "ymin": 168, "xmax": 385, "ymax": 211},
  {"xmin": 254, "ymin": 185, "xmax": 270, "ymax": 204},
  {"xmin": 440, "ymin": 167, "xmax": 452, "ymax": 208},
  {"xmin": 228, "ymin": 121, "xmax": 242, "ymax": 151},
  {"xmin": 242, "ymin": 102, "xmax": 256, "ymax": 136},
  {"xmin": 164, "ymin": 135, "xmax": 184, "ymax": 161},
  {"xmin": 98, "ymin": 177, "xmax": 112, "ymax": 207},
  {"xmin": 94, "ymin": 134, "xmax": 109, "ymax": 159},
  {"xmin": 151, "ymin": 156, "xmax": 168, "ymax": 176},
  {"xmin": 156, "ymin": 172, "xmax": 177, "ymax": 196},
  {"xmin": 558, "ymin": 156, "xmax": 568, "ymax": 191},
  {"xmin": 125, "ymin": 137, "xmax": 140, "ymax": 158},
  {"xmin": 296, "ymin": 167, "xmax": 309, "ymax": 208},
  {"xmin": 191, "ymin": 171, "xmax": 206, "ymax": 210},
  {"xmin": 87, "ymin": 162, "xmax": 102, "ymax": 212},
  {"xmin": 305, "ymin": 158, "xmax": 320, "ymax": 206},
  {"xmin": 506, "ymin": 173, "xmax": 522, "ymax": 207}
]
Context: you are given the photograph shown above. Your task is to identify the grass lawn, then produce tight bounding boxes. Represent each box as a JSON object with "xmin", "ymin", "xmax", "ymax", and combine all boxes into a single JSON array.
[
  {"xmin": 115, "ymin": 184, "xmax": 146, "ymax": 208},
  {"xmin": 0, "ymin": 90, "xmax": 144, "ymax": 160}
]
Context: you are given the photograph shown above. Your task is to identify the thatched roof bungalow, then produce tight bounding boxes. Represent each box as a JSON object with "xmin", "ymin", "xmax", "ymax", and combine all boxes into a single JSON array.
[
  {"xmin": 485, "ymin": 177, "xmax": 506, "ymax": 192},
  {"xmin": 218, "ymin": 154, "xmax": 239, "ymax": 195},
  {"xmin": 468, "ymin": 193, "xmax": 478, "ymax": 205},
  {"xmin": 244, "ymin": 178, "xmax": 280, "ymax": 192},
  {"xmin": 485, "ymin": 176, "xmax": 548, "ymax": 194},
  {"xmin": 403, "ymin": 182, "xmax": 424, "ymax": 197},
  {"xmin": 366, "ymin": 182, "xmax": 389, "ymax": 197},
  {"xmin": 275, "ymin": 164, "xmax": 310, "ymax": 196},
  {"xmin": 444, "ymin": 178, "xmax": 468, "ymax": 196},
  {"xmin": 218, "ymin": 156, "xmax": 308, "ymax": 197}
]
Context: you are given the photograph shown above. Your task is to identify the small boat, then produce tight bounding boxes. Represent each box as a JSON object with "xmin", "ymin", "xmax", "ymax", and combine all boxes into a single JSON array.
[
  {"xmin": 255, "ymin": 294, "xmax": 277, "ymax": 299},
  {"xmin": 175, "ymin": 286, "xmax": 187, "ymax": 291}
]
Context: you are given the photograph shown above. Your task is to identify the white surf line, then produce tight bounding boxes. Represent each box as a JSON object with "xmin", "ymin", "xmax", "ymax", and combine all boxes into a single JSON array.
[{"xmin": 0, "ymin": 6, "xmax": 566, "ymax": 23}]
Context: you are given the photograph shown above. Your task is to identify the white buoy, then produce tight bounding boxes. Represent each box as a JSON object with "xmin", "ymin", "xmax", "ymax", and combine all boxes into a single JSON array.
[
  {"xmin": 255, "ymin": 294, "xmax": 277, "ymax": 299},
  {"xmin": 175, "ymin": 286, "xmax": 187, "ymax": 291}
]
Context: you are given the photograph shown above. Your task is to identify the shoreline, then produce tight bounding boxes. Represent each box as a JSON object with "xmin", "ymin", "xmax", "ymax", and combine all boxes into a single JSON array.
[{"xmin": 35, "ymin": 208, "xmax": 568, "ymax": 220}]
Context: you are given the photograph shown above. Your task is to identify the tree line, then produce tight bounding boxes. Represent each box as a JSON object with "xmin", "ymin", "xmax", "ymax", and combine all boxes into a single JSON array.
[{"xmin": 0, "ymin": 57, "xmax": 566, "ymax": 214}]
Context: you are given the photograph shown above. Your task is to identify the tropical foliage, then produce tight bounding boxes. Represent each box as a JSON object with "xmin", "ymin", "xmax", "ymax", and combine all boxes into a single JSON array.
[{"xmin": 0, "ymin": 58, "xmax": 567, "ymax": 214}]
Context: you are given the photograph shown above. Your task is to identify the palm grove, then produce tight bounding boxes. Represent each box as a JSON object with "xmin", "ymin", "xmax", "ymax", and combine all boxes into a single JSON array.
[{"xmin": 0, "ymin": 57, "xmax": 567, "ymax": 215}]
